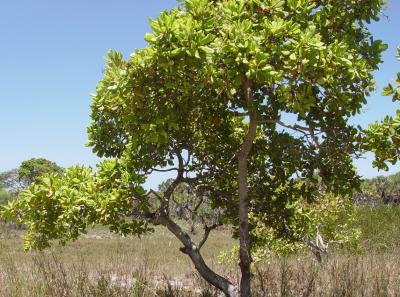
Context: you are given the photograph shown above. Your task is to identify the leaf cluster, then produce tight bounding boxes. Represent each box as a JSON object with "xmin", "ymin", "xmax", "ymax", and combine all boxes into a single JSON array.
[
  {"xmin": 363, "ymin": 47, "xmax": 400, "ymax": 170},
  {"xmin": 1, "ymin": 162, "xmax": 150, "ymax": 250}
]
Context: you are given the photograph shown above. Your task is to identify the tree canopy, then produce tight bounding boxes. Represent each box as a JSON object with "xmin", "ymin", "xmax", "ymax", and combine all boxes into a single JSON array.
[
  {"xmin": 18, "ymin": 158, "xmax": 64, "ymax": 186},
  {"xmin": 1, "ymin": 1, "xmax": 392, "ymax": 296}
]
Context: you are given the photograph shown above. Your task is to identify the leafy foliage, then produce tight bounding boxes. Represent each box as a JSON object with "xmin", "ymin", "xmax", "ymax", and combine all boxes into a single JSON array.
[
  {"xmin": 251, "ymin": 193, "xmax": 359, "ymax": 258},
  {"xmin": 0, "ymin": 1, "xmax": 392, "ymax": 295},
  {"xmin": 86, "ymin": 0, "xmax": 386, "ymax": 248},
  {"xmin": 2, "ymin": 162, "xmax": 150, "ymax": 250},
  {"xmin": 363, "ymin": 47, "xmax": 400, "ymax": 170}
]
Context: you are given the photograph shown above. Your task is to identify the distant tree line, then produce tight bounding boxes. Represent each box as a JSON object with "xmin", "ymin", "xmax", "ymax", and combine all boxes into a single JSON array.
[{"xmin": 353, "ymin": 172, "xmax": 400, "ymax": 205}]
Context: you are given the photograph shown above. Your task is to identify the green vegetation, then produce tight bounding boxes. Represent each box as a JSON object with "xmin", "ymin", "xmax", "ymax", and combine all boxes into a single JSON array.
[
  {"xmin": 0, "ymin": 193, "xmax": 10, "ymax": 206},
  {"xmin": 0, "ymin": 158, "xmax": 63, "ymax": 208},
  {"xmin": 354, "ymin": 205, "xmax": 400, "ymax": 251},
  {"xmin": 0, "ymin": 158, "xmax": 63, "ymax": 198},
  {"xmin": 1, "ymin": 0, "xmax": 400, "ymax": 296},
  {"xmin": 4, "ymin": 1, "xmax": 388, "ymax": 295},
  {"xmin": 0, "ymin": 191, "xmax": 12, "ymax": 206},
  {"xmin": 363, "ymin": 47, "xmax": 400, "ymax": 170},
  {"xmin": 0, "ymin": 184, "xmax": 10, "ymax": 205},
  {"xmin": 17, "ymin": 158, "xmax": 64, "ymax": 186},
  {"xmin": 361, "ymin": 171, "xmax": 400, "ymax": 197},
  {"xmin": 85, "ymin": 2, "xmax": 388, "ymax": 294}
]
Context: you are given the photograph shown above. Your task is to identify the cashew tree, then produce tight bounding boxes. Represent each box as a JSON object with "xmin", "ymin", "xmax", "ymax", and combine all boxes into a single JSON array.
[{"xmin": 1, "ymin": 0, "xmax": 389, "ymax": 296}]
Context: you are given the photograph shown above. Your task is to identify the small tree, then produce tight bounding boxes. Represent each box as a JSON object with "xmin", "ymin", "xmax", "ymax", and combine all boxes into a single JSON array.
[
  {"xmin": 18, "ymin": 158, "xmax": 64, "ymax": 186},
  {"xmin": 1, "ymin": 1, "xmax": 389, "ymax": 296}
]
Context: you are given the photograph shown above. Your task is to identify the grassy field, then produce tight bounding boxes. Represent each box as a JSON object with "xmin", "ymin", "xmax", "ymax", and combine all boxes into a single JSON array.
[
  {"xmin": 0, "ymin": 225, "xmax": 236, "ymax": 297},
  {"xmin": 0, "ymin": 206, "xmax": 399, "ymax": 296}
]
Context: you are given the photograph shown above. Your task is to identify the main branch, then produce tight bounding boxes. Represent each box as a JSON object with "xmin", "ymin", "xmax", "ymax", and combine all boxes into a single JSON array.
[{"xmin": 145, "ymin": 150, "xmax": 238, "ymax": 297}]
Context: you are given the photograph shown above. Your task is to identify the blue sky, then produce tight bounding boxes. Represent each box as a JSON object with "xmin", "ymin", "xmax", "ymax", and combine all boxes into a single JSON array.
[{"xmin": 0, "ymin": 0, "xmax": 399, "ymax": 189}]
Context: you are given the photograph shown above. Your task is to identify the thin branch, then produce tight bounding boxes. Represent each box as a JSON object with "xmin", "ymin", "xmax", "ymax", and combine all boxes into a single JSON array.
[
  {"xmin": 263, "ymin": 120, "xmax": 321, "ymax": 148},
  {"xmin": 277, "ymin": 121, "xmax": 313, "ymax": 134},
  {"xmin": 257, "ymin": 119, "xmax": 317, "ymax": 134},
  {"xmin": 181, "ymin": 176, "xmax": 200, "ymax": 184},
  {"xmin": 198, "ymin": 222, "xmax": 222, "ymax": 250},
  {"xmin": 137, "ymin": 167, "xmax": 178, "ymax": 178},
  {"xmin": 193, "ymin": 195, "xmax": 205, "ymax": 213},
  {"xmin": 151, "ymin": 167, "xmax": 179, "ymax": 173},
  {"xmin": 162, "ymin": 150, "xmax": 186, "ymax": 209}
]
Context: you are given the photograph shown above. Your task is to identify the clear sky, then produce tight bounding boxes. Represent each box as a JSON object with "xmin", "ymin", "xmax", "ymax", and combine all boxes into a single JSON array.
[{"xmin": 0, "ymin": 0, "xmax": 399, "ymax": 189}]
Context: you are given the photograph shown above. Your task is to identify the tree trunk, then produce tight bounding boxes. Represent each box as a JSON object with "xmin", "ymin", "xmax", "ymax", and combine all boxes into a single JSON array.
[
  {"xmin": 147, "ymin": 151, "xmax": 238, "ymax": 296},
  {"xmin": 154, "ymin": 213, "xmax": 238, "ymax": 297},
  {"xmin": 237, "ymin": 80, "xmax": 258, "ymax": 297}
]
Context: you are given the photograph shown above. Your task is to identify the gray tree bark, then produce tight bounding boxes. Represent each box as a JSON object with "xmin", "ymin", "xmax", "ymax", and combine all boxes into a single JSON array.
[
  {"xmin": 237, "ymin": 79, "xmax": 257, "ymax": 297},
  {"xmin": 153, "ymin": 211, "xmax": 238, "ymax": 297}
]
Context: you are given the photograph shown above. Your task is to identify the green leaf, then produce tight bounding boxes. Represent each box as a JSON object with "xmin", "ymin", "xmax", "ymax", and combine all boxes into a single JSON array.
[{"xmin": 144, "ymin": 33, "xmax": 157, "ymax": 43}]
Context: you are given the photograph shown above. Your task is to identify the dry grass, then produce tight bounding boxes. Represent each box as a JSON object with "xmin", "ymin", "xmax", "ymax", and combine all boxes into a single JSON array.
[
  {"xmin": 252, "ymin": 252, "xmax": 400, "ymax": 297},
  {"xmin": 0, "ymin": 225, "xmax": 234, "ymax": 297},
  {"xmin": 0, "ymin": 223, "xmax": 399, "ymax": 296}
]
